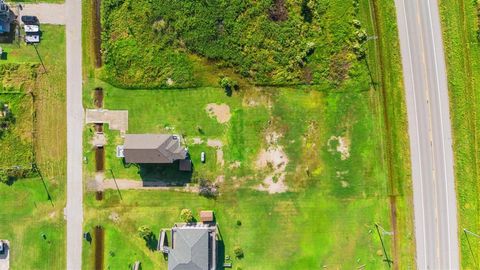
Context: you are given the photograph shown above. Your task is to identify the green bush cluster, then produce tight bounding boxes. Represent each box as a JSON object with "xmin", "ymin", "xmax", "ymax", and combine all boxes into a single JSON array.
[{"xmin": 101, "ymin": 0, "xmax": 370, "ymax": 87}]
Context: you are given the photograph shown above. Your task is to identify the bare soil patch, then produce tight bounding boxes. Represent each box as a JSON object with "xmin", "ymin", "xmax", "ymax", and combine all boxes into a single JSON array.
[
  {"xmin": 207, "ymin": 139, "xmax": 224, "ymax": 166},
  {"xmin": 327, "ymin": 135, "xmax": 350, "ymax": 160},
  {"xmin": 191, "ymin": 137, "xmax": 203, "ymax": 144},
  {"xmin": 255, "ymin": 146, "xmax": 289, "ymax": 194},
  {"xmin": 205, "ymin": 103, "xmax": 231, "ymax": 123}
]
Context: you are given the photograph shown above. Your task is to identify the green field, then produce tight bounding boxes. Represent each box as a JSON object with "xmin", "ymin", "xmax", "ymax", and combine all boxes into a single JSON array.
[
  {"xmin": 0, "ymin": 25, "xmax": 67, "ymax": 269},
  {"xmin": 83, "ymin": 0, "xmax": 414, "ymax": 269},
  {"xmin": 439, "ymin": 0, "xmax": 480, "ymax": 268}
]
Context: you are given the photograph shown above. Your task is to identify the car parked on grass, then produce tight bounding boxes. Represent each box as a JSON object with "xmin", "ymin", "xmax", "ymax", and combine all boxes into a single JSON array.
[{"xmin": 201, "ymin": 151, "xmax": 206, "ymax": 163}]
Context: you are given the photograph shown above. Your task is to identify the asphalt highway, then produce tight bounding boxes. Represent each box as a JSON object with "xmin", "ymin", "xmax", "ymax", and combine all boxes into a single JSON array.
[{"xmin": 394, "ymin": 0, "xmax": 459, "ymax": 268}]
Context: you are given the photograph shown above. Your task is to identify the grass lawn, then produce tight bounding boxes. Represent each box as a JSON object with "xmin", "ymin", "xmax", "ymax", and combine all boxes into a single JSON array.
[
  {"xmin": 439, "ymin": 0, "xmax": 480, "ymax": 268},
  {"xmin": 82, "ymin": 0, "xmax": 414, "ymax": 269},
  {"xmin": 0, "ymin": 25, "xmax": 66, "ymax": 269}
]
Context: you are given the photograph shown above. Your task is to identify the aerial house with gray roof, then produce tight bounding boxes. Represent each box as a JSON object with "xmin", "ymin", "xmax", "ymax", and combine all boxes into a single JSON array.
[
  {"xmin": 122, "ymin": 134, "xmax": 191, "ymax": 171},
  {"xmin": 166, "ymin": 224, "xmax": 217, "ymax": 270}
]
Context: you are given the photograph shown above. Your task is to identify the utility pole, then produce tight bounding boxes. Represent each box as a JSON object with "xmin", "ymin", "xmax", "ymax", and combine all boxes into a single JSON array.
[
  {"xmin": 464, "ymin": 228, "xmax": 480, "ymax": 269},
  {"xmin": 375, "ymin": 223, "xmax": 393, "ymax": 268},
  {"xmin": 33, "ymin": 44, "xmax": 47, "ymax": 73}
]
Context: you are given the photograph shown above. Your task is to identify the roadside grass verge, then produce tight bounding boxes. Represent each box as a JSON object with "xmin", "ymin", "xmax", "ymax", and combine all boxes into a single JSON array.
[
  {"xmin": 440, "ymin": 0, "xmax": 480, "ymax": 268},
  {"xmin": 0, "ymin": 25, "xmax": 66, "ymax": 269}
]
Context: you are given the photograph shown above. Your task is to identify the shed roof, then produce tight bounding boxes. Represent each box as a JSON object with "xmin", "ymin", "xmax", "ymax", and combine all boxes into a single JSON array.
[
  {"xmin": 199, "ymin": 211, "xmax": 214, "ymax": 223},
  {"xmin": 123, "ymin": 134, "xmax": 187, "ymax": 164}
]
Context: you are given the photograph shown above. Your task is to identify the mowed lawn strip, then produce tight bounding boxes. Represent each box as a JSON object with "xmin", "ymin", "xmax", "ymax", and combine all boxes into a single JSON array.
[
  {"xmin": 440, "ymin": 0, "xmax": 480, "ymax": 268},
  {"xmin": 0, "ymin": 25, "xmax": 67, "ymax": 269}
]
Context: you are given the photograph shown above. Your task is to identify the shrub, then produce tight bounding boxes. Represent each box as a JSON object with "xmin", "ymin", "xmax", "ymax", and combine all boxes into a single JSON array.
[
  {"xmin": 180, "ymin": 208, "xmax": 194, "ymax": 223},
  {"xmin": 198, "ymin": 179, "xmax": 219, "ymax": 199},
  {"xmin": 137, "ymin": 225, "xmax": 153, "ymax": 240},
  {"xmin": 234, "ymin": 246, "xmax": 244, "ymax": 259}
]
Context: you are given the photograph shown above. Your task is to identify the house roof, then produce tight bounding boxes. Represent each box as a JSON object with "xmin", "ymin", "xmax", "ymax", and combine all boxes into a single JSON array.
[
  {"xmin": 123, "ymin": 134, "xmax": 187, "ymax": 164},
  {"xmin": 168, "ymin": 227, "xmax": 210, "ymax": 270}
]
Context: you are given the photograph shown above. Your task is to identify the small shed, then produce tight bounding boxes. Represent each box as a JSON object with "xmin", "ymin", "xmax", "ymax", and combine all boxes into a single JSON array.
[{"xmin": 199, "ymin": 210, "xmax": 214, "ymax": 223}]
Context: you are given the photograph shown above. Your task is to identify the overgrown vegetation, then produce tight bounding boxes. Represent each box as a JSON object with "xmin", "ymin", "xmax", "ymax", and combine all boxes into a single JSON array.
[
  {"xmin": 0, "ymin": 78, "xmax": 35, "ymax": 182},
  {"xmin": 101, "ymin": 0, "xmax": 370, "ymax": 88}
]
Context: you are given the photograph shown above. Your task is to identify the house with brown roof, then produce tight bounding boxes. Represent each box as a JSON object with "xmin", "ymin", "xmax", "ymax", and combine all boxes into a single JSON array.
[
  {"xmin": 123, "ymin": 134, "xmax": 186, "ymax": 162},
  {"xmin": 121, "ymin": 134, "xmax": 192, "ymax": 171}
]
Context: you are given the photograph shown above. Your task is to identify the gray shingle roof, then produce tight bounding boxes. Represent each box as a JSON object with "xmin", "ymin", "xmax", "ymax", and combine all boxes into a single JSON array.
[
  {"xmin": 168, "ymin": 228, "xmax": 210, "ymax": 270},
  {"xmin": 123, "ymin": 134, "xmax": 187, "ymax": 164}
]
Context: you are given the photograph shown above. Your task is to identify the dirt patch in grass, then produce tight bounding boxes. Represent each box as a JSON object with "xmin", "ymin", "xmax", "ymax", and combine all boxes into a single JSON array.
[
  {"xmin": 205, "ymin": 103, "xmax": 231, "ymax": 124},
  {"xmin": 327, "ymin": 135, "xmax": 350, "ymax": 160},
  {"xmin": 255, "ymin": 147, "xmax": 289, "ymax": 194},
  {"xmin": 207, "ymin": 139, "xmax": 224, "ymax": 166}
]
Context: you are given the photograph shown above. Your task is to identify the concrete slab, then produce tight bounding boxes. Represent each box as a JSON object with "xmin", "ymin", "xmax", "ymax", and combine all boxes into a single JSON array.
[
  {"xmin": 15, "ymin": 3, "xmax": 66, "ymax": 25},
  {"xmin": 85, "ymin": 109, "xmax": 128, "ymax": 132}
]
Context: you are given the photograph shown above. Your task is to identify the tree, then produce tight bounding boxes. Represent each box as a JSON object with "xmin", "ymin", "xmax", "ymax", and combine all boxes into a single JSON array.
[
  {"xmin": 218, "ymin": 76, "xmax": 238, "ymax": 96},
  {"xmin": 180, "ymin": 208, "xmax": 194, "ymax": 223},
  {"xmin": 137, "ymin": 225, "xmax": 153, "ymax": 240}
]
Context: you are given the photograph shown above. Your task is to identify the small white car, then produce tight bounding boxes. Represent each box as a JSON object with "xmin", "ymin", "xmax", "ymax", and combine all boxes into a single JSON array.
[
  {"xmin": 201, "ymin": 152, "xmax": 206, "ymax": 163},
  {"xmin": 24, "ymin": 24, "xmax": 39, "ymax": 33}
]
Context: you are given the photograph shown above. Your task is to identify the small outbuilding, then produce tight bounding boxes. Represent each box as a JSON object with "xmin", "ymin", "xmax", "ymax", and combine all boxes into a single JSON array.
[{"xmin": 200, "ymin": 210, "xmax": 214, "ymax": 223}]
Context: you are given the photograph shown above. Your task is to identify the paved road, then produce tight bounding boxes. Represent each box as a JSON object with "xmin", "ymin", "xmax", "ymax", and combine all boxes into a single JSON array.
[
  {"xmin": 65, "ymin": 0, "xmax": 83, "ymax": 269},
  {"xmin": 394, "ymin": 0, "xmax": 459, "ymax": 268}
]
